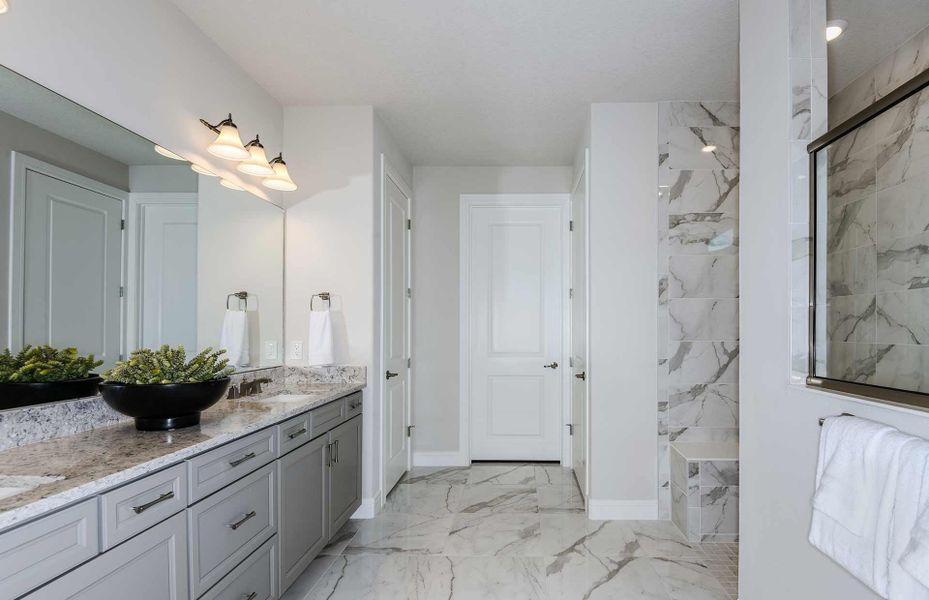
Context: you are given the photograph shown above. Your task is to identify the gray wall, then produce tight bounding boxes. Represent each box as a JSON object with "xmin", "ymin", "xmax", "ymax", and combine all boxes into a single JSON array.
[{"xmin": 0, "ymin": 109, "xmax": 129, "ymax": 347}]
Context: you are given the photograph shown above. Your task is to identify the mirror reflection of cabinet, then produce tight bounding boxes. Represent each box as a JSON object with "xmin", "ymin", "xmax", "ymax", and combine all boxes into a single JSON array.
[{"xmin": 0, "ymin": 63, "xmax": 284, "ymax": 386}]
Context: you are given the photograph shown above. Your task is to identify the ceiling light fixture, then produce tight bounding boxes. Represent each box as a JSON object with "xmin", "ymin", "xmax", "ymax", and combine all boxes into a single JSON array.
[
  {"xmin": 701, "ymin": 145, "xmax": 717, "ymax": 153},
  {"xmin": 237, "ymin": 135, "xmax": 275, "ymax": 177},
  {"xmin": 826, "ymin": 19, "xmax": 848, "ymax": 42},
  {"xmin": 154, "ymin": 145, "xmax": 185, "ymax": 161},
  {"xmin": 200, "ymin": 113, "xmax": 250, "ymax": 160},
  {"xmin": 191, "ymin": 164, "xmax": 217, "ymax": 177},
  {"xmin": 262, "ymin": 154, "xmax": 298, "ymax": 191},
  {"xmin": 220, "ymin": 179, "xmax": 245, "ymax": 191},
  {"xmin": 0, "ymin": 1, "xmax": 10, "ymax": 15}
]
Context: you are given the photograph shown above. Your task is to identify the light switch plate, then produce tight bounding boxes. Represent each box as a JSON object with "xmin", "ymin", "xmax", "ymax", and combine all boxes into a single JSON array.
[
  {"xmin": 288, "ymin": 341, "xmax": 303, "ymax": 360},
  {"xmin": 264, "ymin": 341, "xmax": 278, "ymax": 360}
]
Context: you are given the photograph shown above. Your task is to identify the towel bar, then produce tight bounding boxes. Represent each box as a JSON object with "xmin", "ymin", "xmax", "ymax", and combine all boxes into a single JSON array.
[
  {"xmin": 818, "ymin": 413, "xmax": 855, "ymax": 426},
  {"xmin": 311, "ymin": 292, "xmax": 331, "ymax": 311},
  {"xmin": 226, "ymin": 291, "xmax": 249, "ymax": 311}
]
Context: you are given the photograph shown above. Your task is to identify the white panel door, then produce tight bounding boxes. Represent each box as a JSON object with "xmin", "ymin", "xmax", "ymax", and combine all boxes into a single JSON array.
[
  {"xmin": 571, "ymin": 160, "xmax": 589, "ymax": 499},
  {"xmin": 22, "ymin": 170, "xmax": 122, "ymax": 367},
  {"xmin": 139, "ymin": 202, "xmax": 197, "ymax": 349},
  {"xmin": 383, "ymin": 175, "xmax": 411, "ymax": 493},
  {"xmin": 467, "ymin": 198, "xmax": 565, "ymax": 460}
]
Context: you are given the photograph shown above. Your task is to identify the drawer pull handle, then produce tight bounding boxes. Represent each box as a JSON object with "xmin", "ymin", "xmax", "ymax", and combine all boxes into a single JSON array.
[
  {"xmin": 229, "ymin": 452, "xmax": 257, "ymax": 467},
  {"xmin": 245, "ymin": 593, "xmax": 257, "ymax": 600},
  {"xmin": 132, "ymin": 491, "xmax": 175, "ymax": 514},
  {"xmin": 288, "ymin": 427, "xmax": 307, "ymax": 439},
  {"xmin": 350, "ymin": 401, "xmax": 362, "ymax": 410},
  {"xmin": 229, "ymin": 510, "xmax": 257, "ymax": 530}
]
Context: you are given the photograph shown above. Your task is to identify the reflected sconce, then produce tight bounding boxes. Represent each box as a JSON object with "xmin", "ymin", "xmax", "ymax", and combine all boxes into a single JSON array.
[
  {"xmin": 262, "ymin": 154, "xmax": 298, "ymax": 191},
  {"xmin": 237, "ymin": 135, "xmax": 275, "ymax": 177},
  {"xmin": 154, "ymin": 145, "xmax": 185, "ymax": 161},
  {"xmin": 191, "ymin": 164, "xmax": 217, "ymax": 177},
  {"xmin": 200, "ymin": 113, "xmax": 250, "ymax": 160},
  {"xmin": 0, "ymin": 0, "xmax": 9, "ymax": 14},
  {"xmin": 220, "ymin": 178, "xmax": 245, "ymax": 191}
]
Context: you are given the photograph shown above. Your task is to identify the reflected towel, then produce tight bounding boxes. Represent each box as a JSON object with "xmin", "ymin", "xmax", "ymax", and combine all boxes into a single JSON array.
[
  {"xmin": 889, "ymin": 439, "xmax": 929, "ymax": 598},
  {"xmin": 219, "ymin": 309, "xmax": 250, "ymax": 367},
  {"xmin": 308, "ymin": 309, "xmax": 334, "ymax": 366}
]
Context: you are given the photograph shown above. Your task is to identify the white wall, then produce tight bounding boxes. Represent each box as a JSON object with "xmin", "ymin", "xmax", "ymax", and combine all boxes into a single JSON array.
[
  {"xmin": 587, "ymin": 103, "xmax": 658, "ymax": 519},
  {"xmin": 409, "ymin": 166, "xmax": 574, "ymax": 462},
  {"xmin": 740, "ymin": 1, "xmax": 929, "ymax": 598},
  {"xmin": 0, "ymin": 0, "xmax": 283, "ymax": 204}
]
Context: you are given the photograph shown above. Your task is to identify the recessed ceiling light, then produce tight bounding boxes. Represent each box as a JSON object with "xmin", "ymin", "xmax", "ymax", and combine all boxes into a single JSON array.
[
  {"xmin": 154, "ymin": 145, "xmax": 185, "ymax": 161},
  {"xmin": 826, "ymin": 19, "xmax": 848, "ymax": 42},
  {"xmin": 220, "ymin": 179, "xmax": 245, "ymax": 191},
  {"xmin": 701, "ymin": 145, "xmax": 717, "ymax": 153},
  {"xmin": 191, "ymin": 164, "xmax": 216, "ymax": 177}
]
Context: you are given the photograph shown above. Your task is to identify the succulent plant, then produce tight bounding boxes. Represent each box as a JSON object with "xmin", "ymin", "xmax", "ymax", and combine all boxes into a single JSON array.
[
  {"xmin": 104, "ymin": 345, "xmax": 234, "ymax": 385},
  {"xmin": 0, "ymin": 345, "xmax": 103, "ymax": 383}
]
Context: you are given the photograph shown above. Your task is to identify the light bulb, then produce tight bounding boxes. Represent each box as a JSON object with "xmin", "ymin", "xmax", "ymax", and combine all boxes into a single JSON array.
[
  {"xmin": 237, "ymin": 138, "xmax": 274, "ymax": 177},
  {"xmin": 262, "ymin": 157, "xmax": 297, "ymax": 192},
  {"xmin": 154, "ymin": 145, "xmax": 185, "ymax": 161}
]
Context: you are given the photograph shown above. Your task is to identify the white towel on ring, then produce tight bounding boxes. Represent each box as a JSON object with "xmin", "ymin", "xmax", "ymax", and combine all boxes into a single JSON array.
[
  {"xmin": 308, "ymin": 309, "xmax": 335, "ymax": 366},
  {"xmin": 219, "ymin": 309, "xmax": 250, "ymax": 367}
]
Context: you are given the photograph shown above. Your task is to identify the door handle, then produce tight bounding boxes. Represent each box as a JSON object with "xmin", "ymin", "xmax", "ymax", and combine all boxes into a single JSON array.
[
  {"xmin": 575, "ymin": 371, "xmax": 586, "ymax": 381},
  {"xmin": 544, "ymin": 362, "xmax": 559, "ymax": 369},
  {"xmin": 386, "ymin": 370, "xmax": 399, "ymax": 379}
]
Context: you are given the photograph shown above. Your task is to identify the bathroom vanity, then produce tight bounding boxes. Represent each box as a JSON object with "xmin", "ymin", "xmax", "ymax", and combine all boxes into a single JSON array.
[{"xmin": 0, "ymin": 384, "xmax": 364, "ymax": 600}]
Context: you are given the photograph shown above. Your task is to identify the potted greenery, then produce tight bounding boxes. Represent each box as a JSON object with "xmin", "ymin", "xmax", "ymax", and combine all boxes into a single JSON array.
[
  {"xmin": 0, "ymin": 345, "xmax": 103, "ymax": 409},
  {"xmin": 99, "ymin": 345, "xmax": 234, "ymax": 431}
]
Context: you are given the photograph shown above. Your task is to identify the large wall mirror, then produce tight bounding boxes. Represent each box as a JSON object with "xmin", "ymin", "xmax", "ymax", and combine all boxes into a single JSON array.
[
  {"xmin": 807, "ymin": 1, "xmax": 929, "ymax": 408},
  {"xmin": 0, "ymin": 64, "xmax": 284, "ymax": 375}
]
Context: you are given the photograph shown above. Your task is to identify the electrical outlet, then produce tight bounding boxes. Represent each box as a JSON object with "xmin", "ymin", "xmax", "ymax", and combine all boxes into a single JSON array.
[
  {"xmin": 288, "ymin": 341, "xmax": 303, "ymax": 360},
  {"xmin": 264, "ymin": 341, "xmax": 278, "ymax": 360}
]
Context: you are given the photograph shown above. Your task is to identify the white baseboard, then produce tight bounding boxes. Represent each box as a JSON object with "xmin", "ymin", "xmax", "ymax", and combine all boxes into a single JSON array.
[
  {"xmin": 351, "ymin": 492, "xmax": 383, "ymax": 519},
  {"xmin": 587, "ymin": 499, "xmax": 658, "ymax": 521},
  {"xmin": 412, "ymin": 451, "xmax": 470, "ymax": 467}
]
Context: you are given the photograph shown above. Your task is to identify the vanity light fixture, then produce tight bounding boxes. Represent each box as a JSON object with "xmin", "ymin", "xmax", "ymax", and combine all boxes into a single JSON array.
[
  {"xmin": 701, "ymin": 144, "xmax": 717, "ymax": 153},
  {"xmin": 220, "ymin": 178, "xmax": 245, "ymax": 191},
  {"xmin": 262, "ymin": 154, "xmax": 298, "ymax": 191},
  {"xmin": 237, "ymin": 135, "xmax": 275, "ymax": 177},
  {"xmin": 191, "ymin": 164, "xmax": 217, "ymax": 177},
  {"xmin": 154, "ymin": 145, "xmax": 185, "ymax": 161},
  {"xmin": 200, "ymin": 113, "xmax": 250, "ymax": 161},
  {"xmin": 826, "ymin": 19, "xmax": 847, "ymax": 42}
]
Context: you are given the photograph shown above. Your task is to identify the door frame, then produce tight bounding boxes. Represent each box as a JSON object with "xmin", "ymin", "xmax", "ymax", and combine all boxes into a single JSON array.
[
  {"xmin": 8, "ymin": 152, "xmax": 128, "ymax": 352},
  {"xmin": 459, "ymin": 193, "xmax": 571, "ymax": 465},
  {"xmin": 125, "ymin": 192, "xmax": 198, "ymax": 351},
  {"xmin": 571, "ymin": 150, "xmax": 591, "ymax": 498},
  {"xmin": 378, "ymin": 154, "xmax": 413, "ymax": 501}
]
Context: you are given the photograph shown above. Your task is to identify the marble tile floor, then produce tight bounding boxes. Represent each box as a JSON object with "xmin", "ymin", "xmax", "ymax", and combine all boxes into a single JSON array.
[{"xmin": 282, "ymin": 463, "xmax": 739, "ymax": 600}]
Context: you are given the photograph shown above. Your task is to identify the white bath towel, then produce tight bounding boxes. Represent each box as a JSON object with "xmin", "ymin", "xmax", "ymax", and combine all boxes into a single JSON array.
[
  {"xmin": 219, "ymin": 309, "xmax": 250, "ymax": 367},
  {"xmin": 889, "ymin": 438, "xmax": 929, "ymax": 598},
  {"xmin": 307, "ymin": 309, "xmax": 335, "ymax": 366},
  {"xmin": 809, "ymin": 416, "xmax": 907, "ymax": 596}
]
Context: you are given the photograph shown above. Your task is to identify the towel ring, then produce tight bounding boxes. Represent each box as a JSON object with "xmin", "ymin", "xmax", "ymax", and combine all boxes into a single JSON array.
[
  {"xmin": 310, "ymin": 292, "xmax": 331, "ymax": 311},
  {"xmin": 227, "ymin": 291, "xmax": 249, "ymax": 311}
]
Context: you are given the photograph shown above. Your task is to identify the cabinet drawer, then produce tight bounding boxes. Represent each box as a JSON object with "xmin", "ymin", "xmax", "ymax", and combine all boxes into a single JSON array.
[
  {"xmin": 310, "ymin": 400, "xmax": 344, "ymax": 438},
  {"xmin": 0, "ymin": 498, "xmax": 98, "ymax": 600},
  {"xmin": 22, "ymin": 511, "xmax": 187, "ymax": 600},
  {"xmin": 189, "ymin": 463, "xmax": 276, "ymax": 598},
  {"xmin": 100, "ymin": 464, "xmax": 187, "ymax": 550},
  {"xmin": 277, "ymin": 411, "xmax": 312, "ymax": 456},
  {"xmin": 344, "ymin": 391, "xmax": 363, "ymax": 420},
  {"xmin": 188, "ymin": 428, "xmax": 277, "ymax": 502},
  {"xmin": 200, "ymin": 536, "xmax": 278, "ymax": 600}
]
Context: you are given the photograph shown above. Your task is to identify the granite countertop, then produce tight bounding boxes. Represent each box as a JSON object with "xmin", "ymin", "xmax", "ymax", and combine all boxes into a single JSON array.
[{"xmin": 0, "ymin": 382, "xmax": 364, "ymax": 533}]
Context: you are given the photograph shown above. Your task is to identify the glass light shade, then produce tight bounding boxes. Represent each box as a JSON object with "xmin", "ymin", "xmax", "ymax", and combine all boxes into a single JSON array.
[
  {"xmin": 0, "ymin": 0, "xmax": 8, "ymax": 14},
  {"xmin": 208, "ymin": 123, "xmax": 250, "ymax": 160},
  {"xmin": 191, "ymin": 164, "xmax": 217, "ymax": 177},
  {"xmin": 154, "ymin": 145, "xmax": 185, "ymax": 161},
  {"xmin": 237, "ymin": 143, "xmax": 274, "ymax": 177},
  {"xmin": 262, "ymin": 160, "xmax": 297, "ymax": 191},
  {"xmin": 220, "ymin": 179, "xmax": 245, "ymax": 191},
  {"xmin": 826, "ymin": 20, "xmax": 847, "ymax": 42}
]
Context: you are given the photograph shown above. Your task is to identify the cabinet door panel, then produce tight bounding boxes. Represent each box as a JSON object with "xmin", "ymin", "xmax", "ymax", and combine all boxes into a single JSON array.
[
  {"xmin": 328, "ymin": 415, "xmax": 362, "ymax": 534},
  {"xmin": 279, "ymin": 434, "xmax": 328, "ymax": 592}
]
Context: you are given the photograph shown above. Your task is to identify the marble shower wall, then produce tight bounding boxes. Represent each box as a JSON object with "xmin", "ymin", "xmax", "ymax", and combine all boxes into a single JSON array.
[{"xmin": 657, "ymin": 102, "xmax": 740, "ymax": 518}]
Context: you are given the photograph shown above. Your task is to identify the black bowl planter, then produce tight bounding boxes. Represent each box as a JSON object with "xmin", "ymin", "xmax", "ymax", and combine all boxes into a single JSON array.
[
  {"xmin": 0, "ymin": 376, "xmax": 103, "ymax": 410},
  {"xmin": 99, "ymin": 378, "xmax": 231, "ymax": 431}
]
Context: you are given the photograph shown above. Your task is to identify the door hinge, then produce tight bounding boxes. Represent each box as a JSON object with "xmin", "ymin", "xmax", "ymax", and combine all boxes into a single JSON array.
[
  {"xmin": 407, "ymin": 219, "xmax": 412, "ymax": 230},
  {"xmin": 569, "ymin": 288, "xmax": 574, "ymax": 299},
  {"xmin": 118, "ymin": 286, "xmax": 125, "ymax": 298},
  {"xmin": 566, "ymin": 423, "xmax": 574, "ymax": 436},
  {"xmin": 406, "ymin": 288, "xmax": 411, "ymax": 299},
  {"xmin": 407, "ymin": 357, "xmax": 411, "ymax": 368},
  {"xmin": 407, "ymin": 425, "xmax": 415, "ymax": 437},
  {"xmin": 569, "ymin": 220, "xmax": 574, "ymax": 232},
  {"xmin": 121, "ymin": 219, "xmax": 126, "ymax": 230}
]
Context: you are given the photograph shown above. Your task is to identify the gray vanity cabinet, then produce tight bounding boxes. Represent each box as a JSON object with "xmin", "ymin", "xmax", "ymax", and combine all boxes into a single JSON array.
[
  {"xmin": 328, "ymin": 415, "xmax": 362, "ymax": 534},
  {"xmin": 22, "ymin": 511, "xmax": 188, "ymax": 600},
  {"xmin": 278, "ymin": 434, "xmax": 329, "ymax": 591}
]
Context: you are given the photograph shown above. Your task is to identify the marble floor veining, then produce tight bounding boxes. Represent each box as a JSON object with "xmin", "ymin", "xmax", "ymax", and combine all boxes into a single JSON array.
[{"xmin": 282, "ymin": 463, "xmax": 739, "ymax": 600}]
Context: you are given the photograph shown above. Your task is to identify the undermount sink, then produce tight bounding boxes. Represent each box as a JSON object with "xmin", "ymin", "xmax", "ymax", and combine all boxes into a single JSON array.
[{"xmin": 0, "ymin": 475, "xmax": 64, "ymax": 500}]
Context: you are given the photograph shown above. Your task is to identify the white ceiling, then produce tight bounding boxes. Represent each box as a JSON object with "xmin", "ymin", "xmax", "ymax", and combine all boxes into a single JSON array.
[
  {"xmin": 171, "ymin": 0, "xmax": 739, "ymax": 166},
  {"xmin": 827, "ymin": 0, "xmax": 929, "ymax": 95}
]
